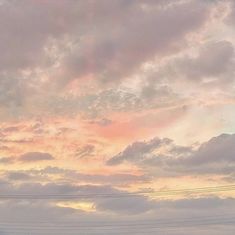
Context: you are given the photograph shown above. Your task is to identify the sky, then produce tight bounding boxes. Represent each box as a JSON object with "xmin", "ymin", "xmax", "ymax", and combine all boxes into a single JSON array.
[{"xmin": 0, "ymin": 0, "xmax": 235, "ymax": 234}]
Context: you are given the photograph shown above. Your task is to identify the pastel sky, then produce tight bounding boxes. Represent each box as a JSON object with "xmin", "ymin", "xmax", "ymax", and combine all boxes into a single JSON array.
[{"xmin": 0, "ymin": 0, "xmax": 235, "ymax": 234}]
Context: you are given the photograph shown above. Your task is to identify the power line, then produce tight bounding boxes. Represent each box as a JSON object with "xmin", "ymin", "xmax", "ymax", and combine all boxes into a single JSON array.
[
  {"xmin": 0, "ymin": 218, "xmax": 234, "ymax": 235},
  {"xmin": 0, "ymin": 219, "xmax": 234, "ymax": 233},
  {"xmin": 0, "ymin": 213, "xmax": 235, "ymax": 227},
  {"xmin": 0, "ymin": 184, "xmax": 234, "ymax": 200},
  {"xmin": 0, "ymin": 214, "xmax": 234, "ymax": 229}
]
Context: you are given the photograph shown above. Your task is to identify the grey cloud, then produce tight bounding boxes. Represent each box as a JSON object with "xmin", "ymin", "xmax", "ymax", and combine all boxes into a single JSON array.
[
  {"xmin": 0, "ymin": 0, "xmax": 83, "ymax": 118},
  {"xmin": 107, "ymin": 133, "xmax": 235, "ymax": 177},
  {"xmin": 3, "ymin": 167, "xmax": 149, "ymax": 186},
  {"xmin": 0, "ymin": 0, "xmax": 222, "ymax": 120},
  {"xmin": 146, "ymin": 40, "xmax": 235, "ymax": 92},
  {"xmin": 19, "ymin": 152, "xmax": 54, "ymax": 162},
  {"xmin": 0, "ymin": 180, "xmax": 153, "ymax": 214},
  {"xmin": 6, "ymin": 171, "xmax": 31, "ymax": 181},
  {"xmin": 0, "ymin": 157, "xmax": 13, "ymax": 164},
  {"xmin": 0, "ymin": 179, "xmax": 233, "ymax": 234},
  {"xmin": 107, "ymin": 137, "xmax": 184, "ymax": 166},
  {"xmin": 71, "ymin": 172, "xmax": 149, "ymax": 186},
  {"xmin": 60, "ymin": 0, "xmax": 211, "ymax": 84},
  {"xmin": 0, "ymin": 74, "xmax": 27, "ymax": 113},
  {"xmin": 0, "ymin": 181, "xmax": 234, "ymax": 235},
  {"xmin": 0, "ymin": 0, "xmax": 82, "ymax": 72},
  {"xmin": 2, "ymin": 181, "xmax": 80, "ymax": 196},
  {"xmin": 144, "ymin": 40, "xmax": 235, "ymax": 101},
  {"xmin": 175, "ymin": 41, "xmax": 235, "ymax": 83},
  {"xmin": 226, "ymin": 0, "xmax": 235, "ymax": 25},
  {"xmin": 183, "ymin": 133, "xmax": 235, "ymax": 165},
  {"xmin": 96, "ymin": 195, "xmax": 154, "ymax": 214},
  {"xmin": 0, "ymin": 0, "xmax": 210, "ymax": 76},
  {"xmin": 157, "ymin": 197, "xmax": 235, "ymax": 210}
]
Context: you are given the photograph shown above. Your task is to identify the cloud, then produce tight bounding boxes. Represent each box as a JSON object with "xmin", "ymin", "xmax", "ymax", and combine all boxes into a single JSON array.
[
  {"xmin": 6, "ymin": 171, "xmax": 31, "ymax": 181},
  {"xmin": 19, "ymin": 152, "xmax": 54, "ymax": 162},
  {"xmin": 76, "ymin": 144, "xmax": 95, "ymax": 159},
  {"xmin": 0, "ymin": 0, "xmax": 82, "ymax": 73},
  {"xmin": 0, "ymin": 0, "xmax": 231, "ymax": 124},
  {"xmin": 0, "ymin": 180, "xmax": 153, "ymax": 215},
  {"xmin": 0, "ymin": 0, "xmax": 214, "ymax": 120},
  {"xmin": 0, "ymin": 178, "xmax": 233, "ymax": 234},
  {"xmin": 0, "ymin": 1, "xmax": 234, "ymax": 234},
  {"xmin": 3, "ymin": 167, "xmax": 149, "ymax": 186},
  {"xmin": 174, "ymin": 40, "xmax": 235, "ymax": 84},
  {"xmin": 0, "ymin": 180, "xmax": 233, "ymax": 234},
  {"xmin": 226, "ymin": 0, "xmax": 235, "ymax": 24},
  {"xmin": 0, "ymin": 157, "xmax": 13, "ymax": 164},
  {"xmin": 0, "ymin": 0, "xmax": 210, "ymax": 77},
  {"xmin": 107, "ymin": 136, "xmax": 192, "ymax": 166},
  {"xmin": 157, "ymin": 196, "xmax": 235, "ymax": 210},
  {"xmin": 107, "ymin": 133, "xmax": 235, "ymax": 177},
  {"xmin": 183, "ymin": 133, "xmax": 235, "ymax": 165},
  {"xmin": 107, "ymin": 137, "xmax": 173, "ymax": 165},
  {"xmin": 59, "ymin": 0, "xmax": 211, "ymax": 84},
  {"xmin": 96, "ymin": 195, "xmax": 154, "ymax": 214}
]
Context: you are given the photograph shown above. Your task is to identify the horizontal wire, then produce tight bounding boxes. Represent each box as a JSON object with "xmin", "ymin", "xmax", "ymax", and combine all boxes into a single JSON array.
[
  {"xmin": 0, "ymin": 216, "xmax": 234, "ymax": 229},
  {"xmin": 0, "ymin": 220, "xmax": 234, "ymax": 232},
  {"xmin": 0, "ymin": 213, "xmax": 235, "ymax": 227},
  {"xmin": 0, "ymin": 221, "xmax": 234, "ymax": 235},
  {"xmin": 0, "ymin": 185, "xmax": 234, "ymax": 199}
]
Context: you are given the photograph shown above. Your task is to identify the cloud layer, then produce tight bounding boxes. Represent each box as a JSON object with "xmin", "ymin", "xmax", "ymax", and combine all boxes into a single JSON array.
[{"xmin": 0, "ymin": 0, "xmax": 235, "ymax": 234}]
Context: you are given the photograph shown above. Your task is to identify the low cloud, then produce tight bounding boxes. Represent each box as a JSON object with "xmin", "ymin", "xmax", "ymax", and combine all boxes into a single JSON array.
[
  {"xmin": 0, "ymin": 180, "xmax": 233, "ymax": 234},
  {"xmin": 0, "ymin": 157, "xmax": 13, "ymax": 164},
  {"xmin": 19, "ymin": 152, "xmax": 54, "ymax": 162},
  {"xmin": 107, "ymin": 133, "xmax": 235, "ymax": 177},
  {"xmin": 107, "ymin": 137, "xmax": 173, "ymax": 165}
]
